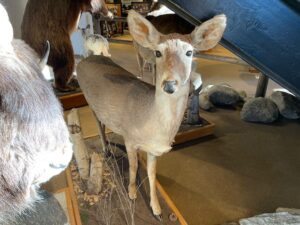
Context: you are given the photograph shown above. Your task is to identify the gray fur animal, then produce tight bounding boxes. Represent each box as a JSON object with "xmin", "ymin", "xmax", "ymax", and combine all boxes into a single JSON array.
[
  {"xmin": 0, "ymin": 4, "xmax": 72, "ymax": 222},
  {"xmin": 79, "ymin": 24, "xmax": 111, "ymax": 58}
]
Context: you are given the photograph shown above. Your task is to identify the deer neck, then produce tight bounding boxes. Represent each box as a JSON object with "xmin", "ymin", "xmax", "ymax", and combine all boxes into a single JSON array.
[{"xmin": 153, "ymin": 82, "xmax": 190, "ymax": 143}]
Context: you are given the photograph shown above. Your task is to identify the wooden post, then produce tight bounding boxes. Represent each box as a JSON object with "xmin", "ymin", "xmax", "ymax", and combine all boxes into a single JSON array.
[
  {"xmin": 87, "ymin": 152, "xmax": 103, "ymax": 195},
  {"xmin": 67, "ymin": 108, "xmax": 90, "ymax": 179}
]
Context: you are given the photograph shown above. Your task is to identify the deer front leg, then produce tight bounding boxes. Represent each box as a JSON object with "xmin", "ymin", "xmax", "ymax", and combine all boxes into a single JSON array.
[
  {"xmin": 152, "ymin": 64, "xmax": 156, "ymax": 85},
  {"xmin": 147, "ymin": 153, "xmax": 162, "ymax": 219},
  {"xmin": 126, "ymin": 146, "xmax": 138, "ymax": 200}
]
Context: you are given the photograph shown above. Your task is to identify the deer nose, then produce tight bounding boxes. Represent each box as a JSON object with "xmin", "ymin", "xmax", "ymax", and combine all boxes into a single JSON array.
[{"xmin": 163, "ymin": 80, "xmax": 177, "ymax": 94}]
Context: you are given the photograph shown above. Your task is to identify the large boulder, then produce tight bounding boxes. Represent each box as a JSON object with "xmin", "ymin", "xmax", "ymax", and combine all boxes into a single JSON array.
[
  {"xmin": 239, "ymin": 212, "xmax": 300, "ymax": 225},
  {"xmin": 269, "ymin": 91, "xmax": 300, "ymax": 119},
  {"xmin": 207, "ymin": 84, "xmax": 243, "ymax": 106},
  {"xmin": 241, "ymin": 97, "xmax": 279, "ymax": 123}
]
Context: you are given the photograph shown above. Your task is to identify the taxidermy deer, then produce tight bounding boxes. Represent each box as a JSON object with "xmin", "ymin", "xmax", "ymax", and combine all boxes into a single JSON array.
[
  {"xmin": 0, "ymin": 4, "xmax": 72, "ymax": 221},
  {"xmin": 77, "ymin": 10, "xmax": 226, "ymax": 219},
  {"xmin": 79, "ymin": 24, "xmax": 111, "ymax": 57}
]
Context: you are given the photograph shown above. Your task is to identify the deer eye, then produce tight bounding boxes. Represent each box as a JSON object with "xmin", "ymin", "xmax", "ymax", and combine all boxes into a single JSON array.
[
  {"xmin": 186, "ymin": 50, "xmax": 193, "ymax": 57},
  {"xmin": 155, "ymin": 50, "xmax": 162, "ymax": 58}
]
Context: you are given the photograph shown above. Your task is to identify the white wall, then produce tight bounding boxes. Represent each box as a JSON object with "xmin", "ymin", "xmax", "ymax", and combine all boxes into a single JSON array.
[{"xmin": 1, "ymin": 0, "xmax": 28, "ymax": 38}]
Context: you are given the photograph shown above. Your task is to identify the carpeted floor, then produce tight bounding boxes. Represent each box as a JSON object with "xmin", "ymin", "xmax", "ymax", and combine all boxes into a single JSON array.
[{"xmin": 157, "ymin": 109, "xmax": 300, "ymax": 225}]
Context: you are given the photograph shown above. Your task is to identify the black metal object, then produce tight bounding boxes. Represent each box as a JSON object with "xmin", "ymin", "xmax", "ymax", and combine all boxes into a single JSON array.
[
  {"xmin": 186, "ymin": 86, "xmax": 203, "ymax": 125},
  {"xmin": 160, "ymin": 0, "xmax": 300, "ymax": 97},
  {"xmin": 255, "ymin": 74, "xmax": 270, "ymax": 97}
]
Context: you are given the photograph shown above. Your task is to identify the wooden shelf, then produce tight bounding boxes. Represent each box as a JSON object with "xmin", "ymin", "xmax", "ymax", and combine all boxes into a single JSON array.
[{"xmin": 59, "ymin": 92, "xmax": 87, "ymax": 110}]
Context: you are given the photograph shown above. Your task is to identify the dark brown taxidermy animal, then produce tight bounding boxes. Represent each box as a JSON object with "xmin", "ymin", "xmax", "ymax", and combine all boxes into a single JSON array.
[
  {"xmin": 21, "ymin": 0, "xmax": 112, "ymax": 92},
  {"xmin": 146, "ymin": 14, "xmax": 195, "ymax": 34}
]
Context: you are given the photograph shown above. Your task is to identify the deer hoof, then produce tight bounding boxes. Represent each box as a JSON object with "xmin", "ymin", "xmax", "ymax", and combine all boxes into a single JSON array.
[
  {"xmin": 128, "ymin": 185, "xmax": 137, "ymax": 200},
  {"xmin": 150, "ymin": 201, "xmax": 162, "ymax": 219},
  {"xmin": 153, "ymin": 214, "xmax": 163, "ymax": 221}
]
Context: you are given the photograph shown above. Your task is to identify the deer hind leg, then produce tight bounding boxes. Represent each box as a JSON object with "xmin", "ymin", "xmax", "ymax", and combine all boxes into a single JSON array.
[
  {"xmin": 93, "ymin": 112, "xmax": 108, "ymax": 155},
  {"xmin": 136, "ymin": 52, "xmax": 144, "ymax": 79},
  {"xmin": 126, "ymin": 143, "xmax": 138, "ymax": 200},
  {"xmin": 147, "ymin": 153, "xmax": 162, "ymax": 218}
]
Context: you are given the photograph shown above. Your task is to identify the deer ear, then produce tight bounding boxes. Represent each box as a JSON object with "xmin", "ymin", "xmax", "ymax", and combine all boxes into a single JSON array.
[
  {"xmin": 127, "ymin": 10, "xmax": 160, "ymax": 49},
  {"xmin": 191, "ymin": 14, "xmax": 226, "ymax": 51}
]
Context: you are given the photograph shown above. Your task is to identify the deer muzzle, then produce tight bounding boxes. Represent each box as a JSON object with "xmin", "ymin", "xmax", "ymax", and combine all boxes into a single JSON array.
[{"xmin": 163, "ymin": 80, "xmax": 178, "ymax": 94}]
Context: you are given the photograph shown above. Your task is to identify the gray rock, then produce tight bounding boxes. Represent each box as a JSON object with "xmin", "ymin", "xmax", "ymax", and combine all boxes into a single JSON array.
[
  {"xmin": 7, "ymin": 191, "xmax": 68, "ymax": 225},
  {"xmin": 276, "ymin": 207, "xmax": 300, "ymax": 215},
  {"xmin": 239, "ymin": 212, "xmax": 300, "ymax": 225},
  {"xmin": 221, "ymin": 222, "xmax": 239, "ymax": 225},
  {"xmin": 199, "ymin": 91, "xmax": 214, "ymax": 110},
  {"xmin": 208, "ymin": 85, "xmax": 243, "ymax": 106},
  {"xmin": 241, "ymin": 97, "xmax": 279, "ymax": 123},
  {"xmin": 269, "ymin": 91, "xmax": 300, "ymax": 119},
  {"xmin": 238, "ymin": 90, "xmax": 247, "ymax": 101}
]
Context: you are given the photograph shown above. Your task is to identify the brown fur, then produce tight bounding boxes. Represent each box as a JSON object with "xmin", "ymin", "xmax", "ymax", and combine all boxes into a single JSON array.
[
  {"xmin": 146, "ymin": 14, "xmax": 195, "ymax": 35},
  {"xmin": 21, "ymin": 0, "xmax": 110, "ymax": 91}
]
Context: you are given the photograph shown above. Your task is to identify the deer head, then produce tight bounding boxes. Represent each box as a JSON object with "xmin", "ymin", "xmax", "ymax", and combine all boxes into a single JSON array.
[{"xmin": 128, "ymin": 10, "xmax": 226, "ymax": 94}]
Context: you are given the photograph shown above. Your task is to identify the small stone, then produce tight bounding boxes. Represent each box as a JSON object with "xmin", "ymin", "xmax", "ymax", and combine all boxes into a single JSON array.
[
  {"xmin": 241, "ymin": 97, "xmax": 279, "ymax": 123},
  {"xmin": 269, "ymin": 91, "xmax": 300, "ymax": 119},
  {"xmin": 168, "ymin": 213, "xmax": 178, "ymax": 222}
]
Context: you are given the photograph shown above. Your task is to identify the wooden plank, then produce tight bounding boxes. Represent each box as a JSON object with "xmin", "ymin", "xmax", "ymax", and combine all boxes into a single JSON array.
[
  {"xmin": 138, "ymin": 154, "xmax": 188, "ymax": 225},
  {"xmin": 175, "ymin": 121, "xmax": 215, "ymax": 145},
  {"xmin": 66, "ymin": 168, "xmax": 83, "ymax": 225},
  {"xmin": 59, "ymin": 92, "xmax": 87, "ymax": 110},
  {"xmin": 55, "ymin": 188, "xmax": 77, "ymax": 225}
]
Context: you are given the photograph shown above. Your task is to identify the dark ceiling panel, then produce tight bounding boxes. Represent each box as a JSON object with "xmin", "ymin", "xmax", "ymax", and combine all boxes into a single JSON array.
[{"xmin": 160, "ymin": 0, "xmax": 300, "ymax": 97}]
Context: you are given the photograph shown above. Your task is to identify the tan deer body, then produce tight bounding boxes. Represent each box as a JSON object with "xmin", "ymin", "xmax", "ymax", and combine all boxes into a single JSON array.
[
  {"xmin": 78, "ymin": 56, "xmax": 188, "ymax": 155},
  {"xmin": 77, "ymin": 10, "xmax": 226, "ymax": 218}
]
